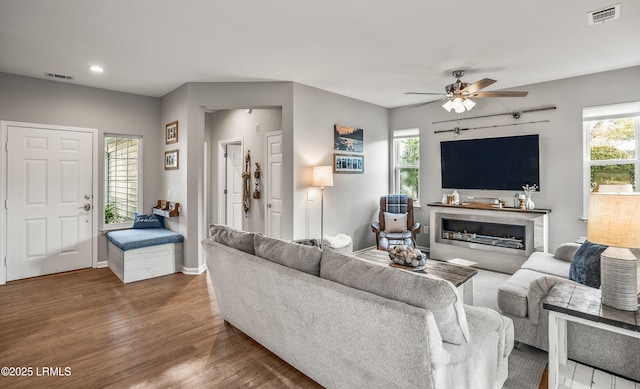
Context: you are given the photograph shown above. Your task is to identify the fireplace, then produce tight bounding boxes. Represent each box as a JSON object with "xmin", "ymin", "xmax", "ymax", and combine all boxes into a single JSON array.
[{"xmin": 441, "ymin": 218, "xmax": 526, "ymax": 251}]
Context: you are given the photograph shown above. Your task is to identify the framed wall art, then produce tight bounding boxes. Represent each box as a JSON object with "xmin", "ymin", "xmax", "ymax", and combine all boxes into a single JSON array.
[
  {"xmin": 166, "ymin": 121, "xmax": 178, "ymax": 144},
  {"xmin": 164, "ymin": 149, "xmax": 179, "ymax": 170},
  {"xmin": 333, "ymin": 124, "xmax": 364, "ymax": 153},
  {"xmin": 333, "ymin": 153, "xmax": 364, "ymax": 174}
]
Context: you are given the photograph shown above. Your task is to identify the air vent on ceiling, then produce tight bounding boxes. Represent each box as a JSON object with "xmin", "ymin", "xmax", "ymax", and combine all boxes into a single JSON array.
[
  {"xmin": 588, "ymin": 3, "xmax": 621, "ymax": 25},
  {"xmin": 44, "ymin": 72, "xmax": 75, "ymax": 80}
]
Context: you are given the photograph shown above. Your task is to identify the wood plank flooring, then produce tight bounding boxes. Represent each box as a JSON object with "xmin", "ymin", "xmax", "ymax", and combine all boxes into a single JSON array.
[{"xmin": 0, "ymin": 268, "xmax": 321, "ymax": 388}]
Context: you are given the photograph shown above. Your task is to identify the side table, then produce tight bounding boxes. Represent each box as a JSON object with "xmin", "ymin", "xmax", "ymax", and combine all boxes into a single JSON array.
[{"xmin": 543, "ymin": 283, "xmax": 640, "ymax": 389}]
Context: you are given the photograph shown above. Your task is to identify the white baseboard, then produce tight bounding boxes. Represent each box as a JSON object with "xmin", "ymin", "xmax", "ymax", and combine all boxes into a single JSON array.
[
  {"xmin": 96, "ymin": 260, "xmax": 109, "ymax": 268},
  {"xmin": 182, "ymin": 263, "xmax": 207, "ymax": 275}
]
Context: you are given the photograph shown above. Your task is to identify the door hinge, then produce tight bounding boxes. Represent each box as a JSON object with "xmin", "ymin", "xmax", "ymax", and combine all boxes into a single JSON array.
[
  {"xmin": 223, "ymin": 189, "xmax": 227, "ymax": 195},
  {"xmin": 224, "ymin": 152, "xmax": 228, "ymax": 158},
  {"xmin": 4, "ymin": 199, "xmax": 6, "ymax": 209},
  {"xmin": 4, "ymin": 142, "xmax": 7, "ymax": 151}
]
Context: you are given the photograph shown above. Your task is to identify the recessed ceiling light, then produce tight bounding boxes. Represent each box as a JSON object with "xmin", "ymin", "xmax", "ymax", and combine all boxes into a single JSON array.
[{"xmin": 89, "ymin": 65, "xmax": 104, "ymax": 73}]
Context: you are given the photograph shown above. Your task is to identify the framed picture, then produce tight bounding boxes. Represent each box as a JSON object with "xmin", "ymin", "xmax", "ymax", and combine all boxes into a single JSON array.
[
  {"xmin": 165, "ymin": 121, "xmax": 178, "ymax": 144},
  {"xmin": 164, "ymin": 149, "xmax": 179, "ymax": 170},
  {"xmin": 333, "ymin": 153, "xmax": 364, "ymax": 174},
  {"xmin": 333, "ymin": 124, "xmax": 364, "ymax": 153}
]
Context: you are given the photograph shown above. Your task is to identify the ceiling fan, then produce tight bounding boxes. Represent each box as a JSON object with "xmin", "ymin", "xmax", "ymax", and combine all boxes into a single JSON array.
[{"xmin": 405, "ymin": 70, "xmax": 528, "ymax": 113}]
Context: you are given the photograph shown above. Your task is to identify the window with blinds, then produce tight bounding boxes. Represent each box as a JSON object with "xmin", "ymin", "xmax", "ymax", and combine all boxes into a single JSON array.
[{"xmin": 104, "ymin": 135, "xmax": 141, "ymax": 226}]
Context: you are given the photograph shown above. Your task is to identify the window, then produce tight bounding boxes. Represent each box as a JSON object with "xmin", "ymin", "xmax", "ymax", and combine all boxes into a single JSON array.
[
  {"xmin": 104, "ymin": 135, "xmax": 142, "ymax": 226},
  {"xmin": 393, "ymin": 128, "xmax": 420, "ymax": 205},
  {"xmin": 583, "ymin": 102, "xmax": 640, "ymax": 217}
]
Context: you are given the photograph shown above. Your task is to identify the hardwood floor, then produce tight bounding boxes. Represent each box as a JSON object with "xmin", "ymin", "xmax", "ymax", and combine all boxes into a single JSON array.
[{"xmin": 0, "ymin": 268, "xmax": 322, "ymax": 388}]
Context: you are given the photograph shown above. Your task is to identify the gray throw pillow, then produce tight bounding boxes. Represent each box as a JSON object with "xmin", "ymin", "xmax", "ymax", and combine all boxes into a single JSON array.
[
  {"xmin": 254, "ymin": 234, "xmax": 322, "ymax": 276},
  {"xmin": 208, "ymin": 224, "xmax": 255, "ymax": 255},
  {"xmin": 569, "ymin": 240, "xmax": 607, "ymax": 288},
  {"xmin": 320, "ymin": 249, "xmax": 470, "ymax": 345}
]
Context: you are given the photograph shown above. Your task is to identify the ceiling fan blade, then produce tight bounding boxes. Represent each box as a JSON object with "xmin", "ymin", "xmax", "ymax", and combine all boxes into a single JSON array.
[
  {"xmin": 405, "ymin": 92, "xmax": 448, "ymax": 96},
  {"xmin": 406, "ymin": 98, "xmax": 446, "ymax": 108},
  {"xmin": 462, "ymin": 78, "xmax": 496, "ymax": 94},
  {"xmin": 469, "ymin": 91, "xmax": 529, "ymax": 98}
]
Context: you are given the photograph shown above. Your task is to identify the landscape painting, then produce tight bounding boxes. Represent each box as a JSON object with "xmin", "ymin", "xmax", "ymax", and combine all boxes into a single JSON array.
[{"xmin": 334, "ymin": 125, "xmax": 364, "ymax": 153}]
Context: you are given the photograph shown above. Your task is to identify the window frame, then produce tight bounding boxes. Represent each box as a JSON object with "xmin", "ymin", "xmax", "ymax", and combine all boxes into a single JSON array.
[
  {"xmin": 103, "ymin": 134, "xmax": 143, "ymax": 230},
  {"xmin": 582, "ymin": 102, "xmax": 640, "ymax": 219},
  {"xmin": 392, "ymin": 128, "xmax": 420, "ymax": 207}
]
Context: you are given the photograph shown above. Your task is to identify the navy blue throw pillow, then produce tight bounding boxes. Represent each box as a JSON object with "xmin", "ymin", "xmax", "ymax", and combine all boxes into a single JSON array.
[
  {"xmin": 568, "ymin": 240, "xmax": 608, "ymax": 288},
  {"xmin": 132, "ymin": 213, "xmax": 165, "ymax": 229}
]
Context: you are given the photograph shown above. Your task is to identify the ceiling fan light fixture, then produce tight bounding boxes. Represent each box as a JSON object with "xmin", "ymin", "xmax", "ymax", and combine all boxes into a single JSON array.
[
  {"xmin": 463, "ymin": 98, "xmax": 476, "ymax": 111},
  {"xmin": 452, "ymin": 97, "xmax": 464, "ymax": 111},
  {"xmin": 442, "ymin": 100, "xmax": 454, "ymax": 112}
]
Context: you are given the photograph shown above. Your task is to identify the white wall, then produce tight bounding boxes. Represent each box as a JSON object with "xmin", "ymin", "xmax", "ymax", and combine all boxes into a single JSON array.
[
  {"xmin": 292, "ymin": 83, "xmax": 389, "ymax": 250},
  {"xmin": 206, "ymin": 108, "xmax": 282, "ymax": 233},
  {"xmin": 0, "ymin": 73, "xmax": 161, "ymax": 262},
  {"xmin": 390, "ymin": 65, "xmax": 640, "ymax": 252}
]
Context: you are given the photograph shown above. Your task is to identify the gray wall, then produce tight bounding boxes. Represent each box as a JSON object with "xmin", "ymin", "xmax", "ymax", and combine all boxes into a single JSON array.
[
  {"xmin": 0, "ymin": 72, "xmax": 161, "ymax": 262},
  {"xmin": 389, "ymin": 65, "xmax": 640, "ymax": 252}
]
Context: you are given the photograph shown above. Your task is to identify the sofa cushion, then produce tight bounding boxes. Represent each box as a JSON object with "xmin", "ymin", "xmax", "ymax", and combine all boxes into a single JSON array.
[
  {"xmin": 569, "ymin": 240, "xmax": 607, "ymax": 288},
  {"xmin": 553, "ymin": 242, "xmax": 581, "ymax": 262},
  {"xmin": 521, "ymin": 252, "xmax": 571, "ymax": 278},
  {"xmin": 320, "ymin": 248, "xmax": 470, "ymax": 345},
  {"xmin": 254, "ymin": 234, "xmax": 322, "ymax": 276},
  {"xmin": 208, "ymin": 224, "xmax": 255, "ymax": 255}
]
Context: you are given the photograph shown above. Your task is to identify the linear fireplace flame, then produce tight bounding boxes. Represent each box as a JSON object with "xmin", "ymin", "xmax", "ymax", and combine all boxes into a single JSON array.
[{"xmin": 441, "ymin": 218, "xmax": 526, "ymax": 250}]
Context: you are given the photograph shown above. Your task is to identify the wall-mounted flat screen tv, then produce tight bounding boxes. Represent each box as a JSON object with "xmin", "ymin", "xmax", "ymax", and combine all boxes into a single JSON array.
[{"xmin": 440, "ymin": 134, "xmax": 540, "ymax": 191}]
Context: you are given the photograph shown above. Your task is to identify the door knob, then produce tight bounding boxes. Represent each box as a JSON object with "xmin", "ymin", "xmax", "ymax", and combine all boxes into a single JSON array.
[
  {"xmin": 79, "ymin": 203, "xmax": 92, "ymax": 211},
  {"xmin": 267, "ymin": 203, "xmax": 272, "ymax": 208}
]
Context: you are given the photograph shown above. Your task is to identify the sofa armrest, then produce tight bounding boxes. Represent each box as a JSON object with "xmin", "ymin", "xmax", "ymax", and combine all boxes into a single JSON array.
[
  {"xmin": 553, "ymin": 242, "xmax": 581, "ymax": 262},
  {"xmin": 527, "ymin": 275, "xmax": 576, "ymax": 325}
]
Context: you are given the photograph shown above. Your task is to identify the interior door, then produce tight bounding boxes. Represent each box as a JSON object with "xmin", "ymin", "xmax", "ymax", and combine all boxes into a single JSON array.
[
  {"xmin": 265, "ymin": 132, "xmax": 283, "ymax": 238},
  {"xmin": 225, "ymin": 143, "xmax": 243, "ymax": 230},
  {"xmin": 6, "ymin": 125, "xmax": 93, "ymax": 281}
]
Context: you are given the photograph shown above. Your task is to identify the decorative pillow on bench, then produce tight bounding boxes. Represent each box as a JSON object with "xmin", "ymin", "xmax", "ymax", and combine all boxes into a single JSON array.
[
  {"xmin": 132, "ymin": 213, "xmax": 165, "ymax": 229},
  {"xmin": 569, "ymin": 240, "xmax": 608, "ymax": 288}
]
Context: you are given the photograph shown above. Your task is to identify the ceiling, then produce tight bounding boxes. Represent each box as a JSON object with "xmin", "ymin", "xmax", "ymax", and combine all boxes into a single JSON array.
[{"xmin": 1, "ymin": 0, "xmax": 638, "ymax": 108}]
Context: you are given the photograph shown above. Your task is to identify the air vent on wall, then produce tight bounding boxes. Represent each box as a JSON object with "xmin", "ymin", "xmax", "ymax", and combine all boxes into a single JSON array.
[
  {"xmin": 588, "ymin": 3, "xmax": 621, "ymax": 25},
  {"xmin": 44, "ymin": 72, "xmax": 75, "ymax": 80}
]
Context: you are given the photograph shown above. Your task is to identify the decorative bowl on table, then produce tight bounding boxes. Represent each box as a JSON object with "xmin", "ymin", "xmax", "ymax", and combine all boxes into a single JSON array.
[{"xmin": 388, "ymin": 245, "xmax": 427, "ymax": 270}]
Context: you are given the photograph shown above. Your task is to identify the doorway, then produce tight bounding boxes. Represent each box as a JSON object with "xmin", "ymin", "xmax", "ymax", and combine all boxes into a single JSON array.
[
  {"xmin": 1, "ymin": 121, "xmax": 98, "ymax": 284},
  {"xmin": 217, "ymin": 138, "xmax": 244, "ymax": 231}
]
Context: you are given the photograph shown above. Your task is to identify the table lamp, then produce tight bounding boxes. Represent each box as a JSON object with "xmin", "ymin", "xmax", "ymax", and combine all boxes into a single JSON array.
[
  {"xmin": 587, "ymin": 193, "xmax": 640, "ymax": 311},
  {"xmin": 312, "ymin": 166, "xmax": 333, "ymax": 248}
]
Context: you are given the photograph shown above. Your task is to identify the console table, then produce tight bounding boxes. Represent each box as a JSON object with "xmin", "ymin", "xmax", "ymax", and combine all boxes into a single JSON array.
[{"xmin": 543, "ymin": 283, "xmax": 640, "ymax": 389}]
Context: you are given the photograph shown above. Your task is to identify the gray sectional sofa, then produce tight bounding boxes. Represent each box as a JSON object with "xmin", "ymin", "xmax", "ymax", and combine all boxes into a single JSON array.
[
  {"xmin": 203, "ymin": 225, "xmax": 514, "ymax": 389},
  {"xmin": 498, "ymin": 242, "xmax": 640, "ymax": 381}
]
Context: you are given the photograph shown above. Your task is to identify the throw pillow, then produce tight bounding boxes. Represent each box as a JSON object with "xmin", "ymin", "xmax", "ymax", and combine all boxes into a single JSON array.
[
  {"xmin": 569, "ymin": 240, "xmax": 608, "ymax": 288},
  {"xmin": 254, "ymin": 234, "xmax": 322, "ymax": 276},
  {"xmin": 384, "ymin": 212, "xmax": 408, "ymax": 233},
  {"xmin": 132, "ymin": 213, "xmax": 165, "ymax": 229}
]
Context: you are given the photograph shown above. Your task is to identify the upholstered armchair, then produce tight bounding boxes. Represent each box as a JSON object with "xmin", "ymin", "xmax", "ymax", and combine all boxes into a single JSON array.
[{"xmin": 371, "ymin": 195, "xmax": 421, "ymax": 250}]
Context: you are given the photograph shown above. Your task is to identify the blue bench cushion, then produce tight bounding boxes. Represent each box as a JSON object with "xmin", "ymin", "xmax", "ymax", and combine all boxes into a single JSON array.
[{"xmin": 107, "ymin": 228, "xmax": 184, "ymax": 251}]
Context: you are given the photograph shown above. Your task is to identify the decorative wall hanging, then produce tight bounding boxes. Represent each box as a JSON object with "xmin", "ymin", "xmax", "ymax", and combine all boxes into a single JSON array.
[
  {"xmin": 333, "ymin": 153, "xmax": 364, "ymax": 174},
  {"xmin": 164, "ymin": 149, "xmax": 179, "ymax": 170},
  {"xmin": 434, "ymin": 120, "xmax": 549, "ymax": 135},
  {"xmin": 253, "ymin": 162, "xmax": 261, "ymax": 199},
  {"xmin": 165, "ymin": 121, "xmax": 178, "ymax": 144},
  {"xmin": 333, "ymin": 125, "xmax": 364, "ymax": 153},
  {"xmin": 242, "ymin": 150, "xmax": 251, "ymax": 217}
]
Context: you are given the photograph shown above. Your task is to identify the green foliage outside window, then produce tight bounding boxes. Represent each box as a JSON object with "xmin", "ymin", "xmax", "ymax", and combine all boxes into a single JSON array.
[
  {"xmin": 104, "ymin": 202, "xmax": 124, "ymax": 224},
  {"xmin": 589, "ymin": 118, "xmax": 636, "ymax": 192},
  {"xmin": 398, "ymin": 138, "xmax": 419, "ymax": 200}
]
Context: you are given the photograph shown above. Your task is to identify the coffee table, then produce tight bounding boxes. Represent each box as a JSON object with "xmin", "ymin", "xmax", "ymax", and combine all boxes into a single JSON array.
[{"xmin": 352, "ymin": 247, "xmax": 477, "ymax": 305}]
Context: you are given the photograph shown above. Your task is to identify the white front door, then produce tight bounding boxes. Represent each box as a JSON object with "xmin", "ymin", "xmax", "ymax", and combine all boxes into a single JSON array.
[
  {"xmin": 5, "ymin": 124, "xmax": 94, "ymax": 281},
  {"xmin": 225, "ymin": 143, "xmax": 243, "ymax": 230},
  {"xmin": 265, "ymin": 132, "xmax": 283, "ymax": 238}
]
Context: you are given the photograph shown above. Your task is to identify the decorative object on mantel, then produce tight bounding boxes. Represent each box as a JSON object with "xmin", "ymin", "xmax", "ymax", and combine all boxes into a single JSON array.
[
  {"xmin": 152, "ymin": 200, "xmax": 180, "ymax": 217},
  {"xmin": 242, "ymin": 150, "xmax": 251, "ymax": 217},
  {"xmin": 253, "ymin": 162, "xmax": 261, "ymax": 199},
  {"xmin": 312, "ymin": 166, "xmax": 334, "ymax": 248},
  {"xmin": 433, "ymin": 120, "xmax": 549, "ymax": 135},
  {"xmin": 522, "ymin": 184, "xmax": 538, "ymax": 210},
  {"xmin": 432, "ymin": 105, "xmax": 556, "ymax": 124},
  {"xmin": 587, "ymin": 193, "xmax": 640, "ymax": 311}
]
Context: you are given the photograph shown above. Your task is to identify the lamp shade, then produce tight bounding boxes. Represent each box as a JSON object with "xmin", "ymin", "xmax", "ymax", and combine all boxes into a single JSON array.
[
  {"xmin": 587, "ymin": 193, "xmax": 640, "ymax": 248},
  {"xmin": 312, "ymin": 165, "xmax": 333, "ymax": 187}
]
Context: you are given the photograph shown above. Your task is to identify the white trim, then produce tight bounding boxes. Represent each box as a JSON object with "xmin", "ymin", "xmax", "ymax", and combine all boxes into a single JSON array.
[
  {"xmin": 96, "ymin": 260, "xmax": 108, "ymax": 268},
  {"xmin": 264, "ymin": 131, "xmax": 283, "ymax": 237},
  {"xmin": 182, "ymin": 263, "xmax": 207, "ymax": 275},
  {"xmin": 0, "ymin": 121, "xmax": 99, "ymax": 285}
]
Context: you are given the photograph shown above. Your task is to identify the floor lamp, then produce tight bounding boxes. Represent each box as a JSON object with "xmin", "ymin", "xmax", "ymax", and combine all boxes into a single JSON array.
[
  {"xmin": 588, "ymin": 193, "xmax": 640, "ymax": 311},
  {"xmin": 312, "ymin": 166, "xmax": 333, "ymax": 248}
]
